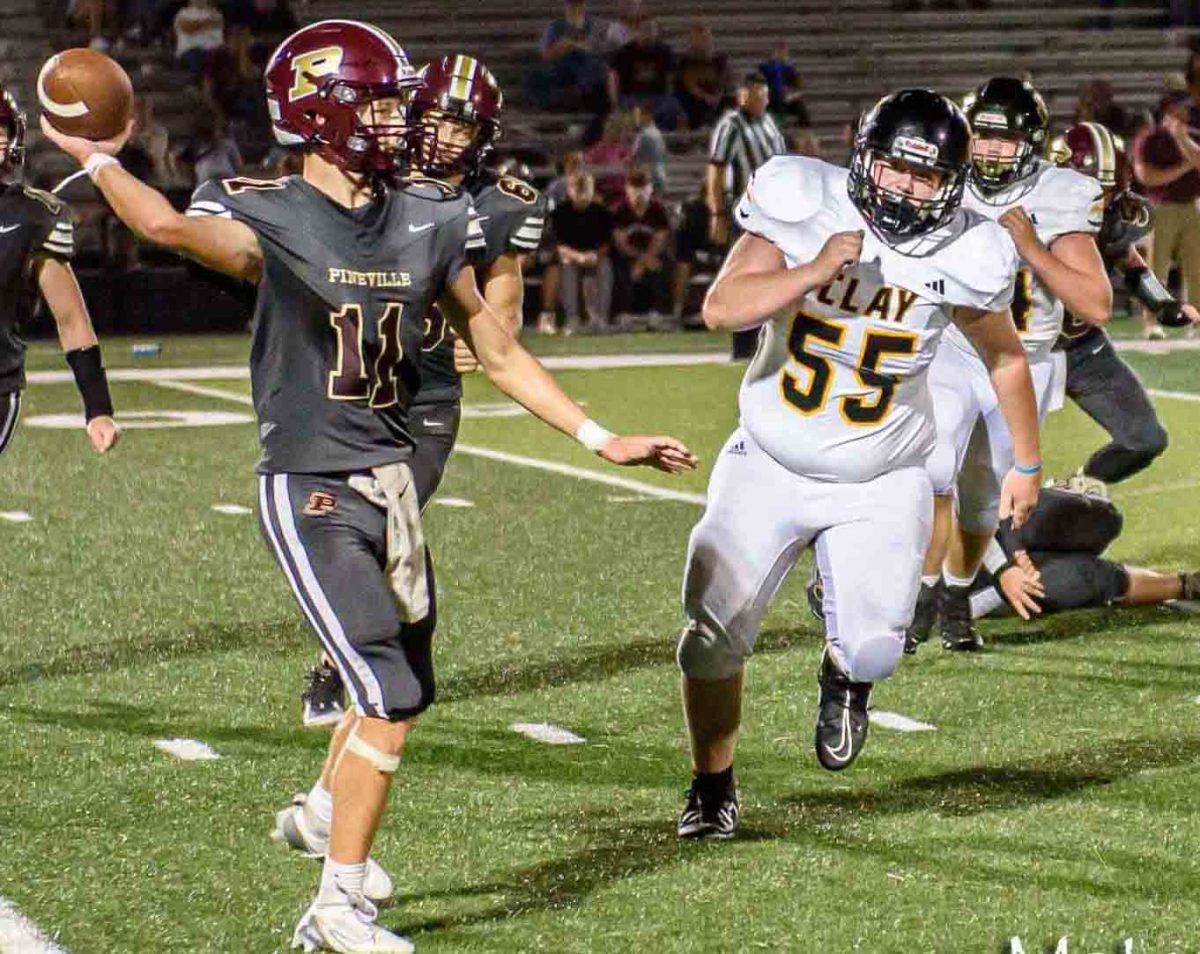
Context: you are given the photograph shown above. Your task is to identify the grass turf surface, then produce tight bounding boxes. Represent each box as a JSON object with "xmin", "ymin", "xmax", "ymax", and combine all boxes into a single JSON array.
[{"xmin": 2, "ymin": 324, "xmax": 1199, "ymax": 953}]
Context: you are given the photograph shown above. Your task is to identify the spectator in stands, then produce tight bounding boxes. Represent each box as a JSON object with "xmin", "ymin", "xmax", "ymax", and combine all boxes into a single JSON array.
[
  {"xmin": 537, "ymin": 150, "xmax": 584, "ymax": 334},
  {"xmin": 69, "ymin": 0, "xmax": 113, "ymax": 50},
  {"xmin": 759, "ymin": 41, "xmax": 811, "ymax": 127},
  {"xmin": 174, "ymin": 0, "xmax": 225, "ymax": 74},
  {"xmin": 130, "ymin": 96, "xmax": 182, "ymax": 188},
  {"xmin": 631, "ymin": 101, "xmax": 667, "ymax": 194},
  {"xmin": 182, "ymin": 106, "xmax": 242, "ymax": 184},
  {"xmin": 221, "ymin": 0, "xmax": 297, "ymax": 60},
  {"xmin": 204, "ymin": 26, "xmax": 272, "ymax": 163},
  {"xmin": 792, "ymin": 127, "xmax": 821, "ymax": 157},
  {"xmin": 552, "ymin": 171, "xmax": 614, "ymax": 334},
  {"xmin": 583, "ymin": 111, "xmax": 634, "ymax": 205},
  {"xmin": 600, "ymin": 0, "xmax": 645, "ymax": 54},
  {"xmin": 673, "ymin": 21, "xmax": 729, "ymax": 130},
  {"xmin": 611, "ymin": 170, "xmax": 672, "ymax": 328},
  {"xmin": 671, "ymin": 181, "xmax": 722, "ymax": 326},
  {"xmin": 525, "ymin": 0, "xmax": 609, "ymax": 114},
  {"xmin": 544, "ymin": 149, "xmax": 584, "ymax": 211},
  {"xmin": 607, "ymin": 17, "xmax": 684, "ymax": 130},
  {"xmin": 1132, "ymin": 92, "xmax": 1200, "ymax": 317},
  {"xmin": 707, "ymin": 71, "xmax": 787, "ymax": 357},
  {"xmin": 1072, "ymin": 80, "xmax": 1133, "ymax": 138}
]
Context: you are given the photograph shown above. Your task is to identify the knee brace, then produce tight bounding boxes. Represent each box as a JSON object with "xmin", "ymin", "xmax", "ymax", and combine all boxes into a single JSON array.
[
  {"xmin": 345, "ymin": 726, "xmax": 402, "ymax": 773},
  {"xmin": 677, "ymin": 617, "xmax": 748, "ymax": 681}
]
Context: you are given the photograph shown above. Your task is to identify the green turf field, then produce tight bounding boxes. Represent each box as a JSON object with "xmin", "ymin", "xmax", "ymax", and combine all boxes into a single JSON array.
[{"xmin": 2, "ymin": 325, "xmax": 1198, "ymax": 953}]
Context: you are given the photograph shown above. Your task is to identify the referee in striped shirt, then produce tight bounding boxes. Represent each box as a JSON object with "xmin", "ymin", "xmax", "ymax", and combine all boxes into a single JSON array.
[{"xmin": 706, "ymin": 71, "xmax": 787, "ymax": 357}]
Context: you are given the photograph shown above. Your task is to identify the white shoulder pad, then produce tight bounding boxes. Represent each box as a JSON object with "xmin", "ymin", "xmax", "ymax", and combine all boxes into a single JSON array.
[
  {"xmin": 934, "ymin": 213, "xmax": 1019, "ymax": 313},
  {"xmin": 1029, "ymin": 164, "xmax": 1105, "ymax": 242},
  {"xmin": 735, "ymin": 156, "xmax": 829, "ymax": 244}
]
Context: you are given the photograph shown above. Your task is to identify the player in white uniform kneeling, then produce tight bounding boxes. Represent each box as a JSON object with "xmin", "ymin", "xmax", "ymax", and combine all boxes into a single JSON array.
[
  {"xmin": 676, "ymin": 90, "xmax": 1043, "ymax": 840},
  {"xmin": 911, "ymin": 78, "xmax": 1112, "ymax": 653}
]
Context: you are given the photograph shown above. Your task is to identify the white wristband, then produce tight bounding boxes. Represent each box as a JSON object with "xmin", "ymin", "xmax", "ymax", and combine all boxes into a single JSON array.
[
  {"xmin": 574, "ymin": 418, "xmax": 613, "ymax": 453},
  {"xmin": 84, "ymin": 153, "xmax": 119, "ymax": 182}
]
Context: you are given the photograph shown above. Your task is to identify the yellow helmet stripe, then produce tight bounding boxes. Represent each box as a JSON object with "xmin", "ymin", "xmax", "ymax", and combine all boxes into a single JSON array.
[
  {"xmin": 1084, "ymin": 121, "xmax": 1116, "ymax": 187},
  {"xmin": 450, "ymin": 54, "xmax": 476, "ymax": 102}
]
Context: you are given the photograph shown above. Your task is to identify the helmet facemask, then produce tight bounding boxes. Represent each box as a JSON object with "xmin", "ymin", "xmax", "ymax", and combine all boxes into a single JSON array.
[
  {"xmin": 849, "ymin": 146, "xmax": 966, "ymax": 239},
  {"xmin": 411, "ymin": 104, "xmax": 499, "ymax": 178},
  {"xmin": 0, "ymin": 90, "xmax": 25, "ymax": 178},
  {"xmin": 301, "ymin": 73, "xmax": 425, "ymax": 176},
  {"xmin": 969, "ymin": 130, "xmax": 1039, "ymax": 194}
]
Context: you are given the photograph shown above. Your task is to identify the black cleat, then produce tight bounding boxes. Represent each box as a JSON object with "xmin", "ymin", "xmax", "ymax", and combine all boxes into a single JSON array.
[
  {"xmin": 677, "ymin": 775, "xmax": 739, "ymax": 840},
  {"xmin": 814, "ymin": 649, "xmax": 871, "ymax": 772},
  {"xmin": 806, "ymin": 564, "xmax": 825, "ymax": 622},
  {"xmin": 939, "ymin": 583, "xmax": 984, "ymax": 652},
  {"xmin": 903, "ymin": 580, "xmax": 941, "ymax": 655},
  {"xmin": 301, "ymin": 663, "xmax": 346, "ymax": 728}
]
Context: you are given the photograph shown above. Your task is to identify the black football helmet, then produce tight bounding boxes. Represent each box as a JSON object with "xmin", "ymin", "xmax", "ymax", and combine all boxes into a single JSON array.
[
  {"xmin": 963, "ymin": 77, "xmax": 1049, "ymax": 195},
  {"xmin": 0, "ymin": 82, "xmax": 26, "ymax": 176},
  {"xmin": 847, "ymin": 89, "xmax": 971, "ymax": 239}
]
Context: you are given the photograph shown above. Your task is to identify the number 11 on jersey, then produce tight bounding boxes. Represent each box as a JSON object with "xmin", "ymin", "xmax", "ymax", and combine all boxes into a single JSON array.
[{"xmin": 328, "ymin": 302, "xmax": 405, "ymax": 408}]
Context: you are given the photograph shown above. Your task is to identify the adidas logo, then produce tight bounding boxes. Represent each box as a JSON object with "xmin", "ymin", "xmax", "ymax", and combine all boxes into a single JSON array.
[
  {"xmin": 925, "ymin": 279, "xmax": 945, "ymax": 295},
  {"xmin": 728, "ymin": 440, "xmax": 747, "ymax": 456}
]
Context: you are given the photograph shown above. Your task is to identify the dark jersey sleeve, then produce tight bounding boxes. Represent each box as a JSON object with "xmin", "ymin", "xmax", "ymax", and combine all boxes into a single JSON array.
[
  {"xmin": 25, "ymin": 187, "xmax": 75, "ymax": 262},
  {"xmin": 1098, "ymin": 192, "xmax": 1153, "ymax": 269},
  {"xmin": 433, "ymin": 197, "xmax": 487, "ymax": 289},
  {"xmin": 472, "ymin": 175, "xmax": 547, "ymax": 265}
]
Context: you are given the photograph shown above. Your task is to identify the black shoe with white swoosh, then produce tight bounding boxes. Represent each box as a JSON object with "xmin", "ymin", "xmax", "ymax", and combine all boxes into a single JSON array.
[
  {"xmin": 677, "ymin": 776, "xmax": 739, "ymax": 840},
  {"xmin": 814, "ymin": 648, "xmax": 871, "ymax": 772}
]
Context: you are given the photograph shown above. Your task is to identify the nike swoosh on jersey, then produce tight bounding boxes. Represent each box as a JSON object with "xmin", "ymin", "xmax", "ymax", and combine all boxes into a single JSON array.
[
  {"xmin": 737, "ymin": 207, "xmax": 749, "ymax": 219},
  {"xmin": 0, "ymin": 224, "xmax": 20, "ymax": 234},
  {"xmin": 408, "ymin": 222, "xmax": 436, "ymax": 233}
]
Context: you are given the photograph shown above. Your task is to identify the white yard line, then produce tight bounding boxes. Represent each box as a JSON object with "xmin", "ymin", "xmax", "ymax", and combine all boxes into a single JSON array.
[
  {"xmin": 0, "ymin": 897, "xmax": 68, "ymax": 954},
  {"xmin": 454, "ymin": 444, "xmax": 707, "ymax": 505},
  {"xmin": 150, "ymin": 380, "xmax": 254, "ymax": 405},
  {"xmin": 1146, "ymin": 388, "xmax": 1200, "ymax": 404},
  {"xmin": 1115, "ymin": 479, "xmax": 1200, "ymax": 499}
]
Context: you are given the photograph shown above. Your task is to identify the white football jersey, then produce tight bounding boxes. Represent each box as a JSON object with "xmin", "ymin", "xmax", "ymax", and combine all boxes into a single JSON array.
[
  {"xmin": 734, "ymin": 156, "xmax": 1019, "ymax": 483},
  {"xmin": 952, "ymin": 158, "xmax": 1104, "ymax": 359}
]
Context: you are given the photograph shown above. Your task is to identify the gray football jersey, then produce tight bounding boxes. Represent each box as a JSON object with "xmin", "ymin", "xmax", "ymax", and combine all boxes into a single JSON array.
[
  {"xmin": 187, "ymin": 174, "xmax": 484, "ymax": 474},
  {"xmin": 414, "ymin": 171, "xmax": 547, "ymax": 406}
]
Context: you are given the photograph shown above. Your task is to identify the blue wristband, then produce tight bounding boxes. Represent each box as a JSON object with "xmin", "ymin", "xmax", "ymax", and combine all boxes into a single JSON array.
[{"xmin": 1014, "ymin": 461, "xmax": 1042, "ymax": 476}]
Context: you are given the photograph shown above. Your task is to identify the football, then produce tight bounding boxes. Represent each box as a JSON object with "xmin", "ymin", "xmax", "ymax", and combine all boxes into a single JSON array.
[{"xmin": 37, "ymin": 48, "xmax": 133, "ymax": 141}]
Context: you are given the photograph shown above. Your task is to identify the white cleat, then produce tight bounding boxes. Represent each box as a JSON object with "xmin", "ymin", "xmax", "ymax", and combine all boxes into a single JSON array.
[
  {"xmin": 272, "ymin": 795, "xmax": 395, "ymax": 904},
  {"xmin": 292, "ymin": 895, "xmax": 414, "ymax": 954}
]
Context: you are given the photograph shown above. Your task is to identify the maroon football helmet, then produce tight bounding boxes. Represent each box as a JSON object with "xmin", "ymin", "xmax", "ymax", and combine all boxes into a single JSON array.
[
  {"xmin": 409, "ymin": 54, "xmax": 503, "ymax": 177},
  {"xmin": 0, "ymin": 82, "xmax": 26, "ymax": 176},
  {"xmin": 264, "ymin": 19, "xmax": 424, "ymax": 175},
  {"xmin": 1050, "ymin": 121, "xmax": 1129, "ymax": 194}
]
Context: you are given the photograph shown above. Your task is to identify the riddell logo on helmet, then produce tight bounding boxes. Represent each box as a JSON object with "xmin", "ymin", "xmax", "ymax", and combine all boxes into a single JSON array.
[
  {"xmin": 894, "ymin": 135, "xmax": 939, "ymax": 162},
  {"xmin": 974, "ymin": 110, "xmax": 1009, "ymax": 128}
]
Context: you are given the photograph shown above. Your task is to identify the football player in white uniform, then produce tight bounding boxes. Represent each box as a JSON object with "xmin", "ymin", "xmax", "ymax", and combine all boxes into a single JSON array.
[
  {"xmin": 676, "ymin": 90, "xmax": 1042, "ymax": 840},
  {"xmin": 910, "ymin": 78, "xmax": 1112, "ymax": 654}
]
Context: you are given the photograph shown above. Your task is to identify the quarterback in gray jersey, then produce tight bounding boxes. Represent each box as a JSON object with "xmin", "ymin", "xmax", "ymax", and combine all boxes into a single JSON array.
[
  {"xmin": 43, "ymin": 20, "xmax": 695, "ymax": 954},
  {"xmin": 0, "ymin": 81, "xmax": 118, "ymax": 459},
  {"xmin": 297, "ymin": 55, "xmax": 549, "ymax": 731}
]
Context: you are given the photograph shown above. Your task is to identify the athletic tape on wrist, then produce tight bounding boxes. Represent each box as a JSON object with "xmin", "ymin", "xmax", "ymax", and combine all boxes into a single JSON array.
[
  {"xmin": 574, "ymin": 418, "xmax": 613, "ymax": 453},
  {"xmin": 84, "ymin": 153, "xmax": 119, "ymax": 182}
]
